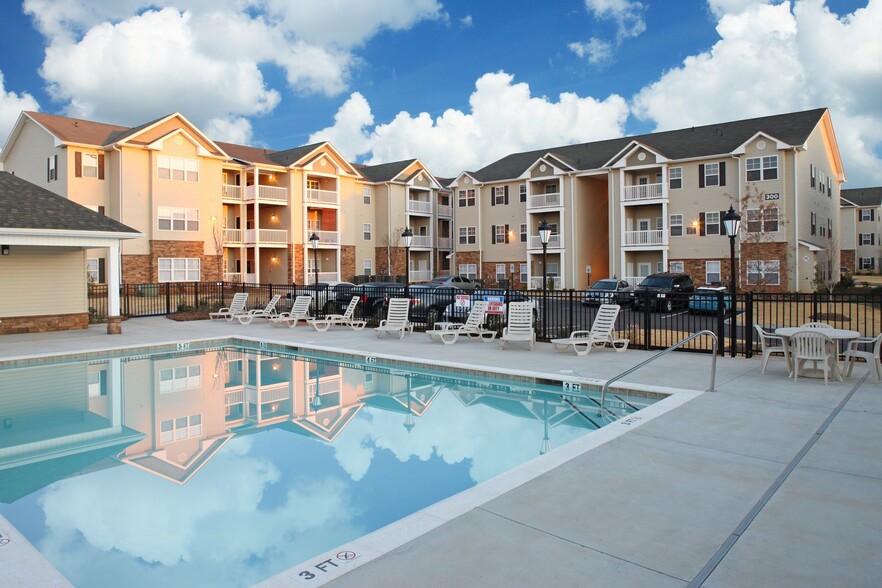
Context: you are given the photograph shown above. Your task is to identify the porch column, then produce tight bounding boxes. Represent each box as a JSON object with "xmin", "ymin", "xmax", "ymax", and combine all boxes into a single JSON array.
[{"xmin": 106, "ymin": 242, "xmax": 122, "ymax": 334}]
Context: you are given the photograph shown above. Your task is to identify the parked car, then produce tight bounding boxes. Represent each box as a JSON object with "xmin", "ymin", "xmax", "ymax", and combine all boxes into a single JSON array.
[
  {"xmin": 440, "ymin": 289, "xmax": 539, "ymax": 323},
  {"xmin": 582, "ymin": 278, "xmax": 633, "ymax": 306},
  {"xmin": 688, "ymin": 286, "xmax": 733, "ymax": 314},
  {"xmin": 288, "ymin": 281, "xmax": 356, "ymax": 313},
  {"xmin": 630, "ymin": 272, "xmax": 695, "ymax": 312},
  {"xmin": 419, "ymin": 275, "xmax": 481, "ymax": 291},
  {"xmin": 351, "ymin": 282, "xmax": 403, "ymax": 318},
  {"xmin": 401, "ymin": 283, "xmax": 463, "ymax": 325}
]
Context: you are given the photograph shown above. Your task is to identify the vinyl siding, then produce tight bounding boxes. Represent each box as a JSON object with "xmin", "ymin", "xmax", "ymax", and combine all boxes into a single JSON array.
[
  {"xmin": 1, "ymin": 119, "xmax": 68, "ymax": 198},
  {"xmin": 0, "ymin": 247, "xmax": 86, "ymax": 317}
]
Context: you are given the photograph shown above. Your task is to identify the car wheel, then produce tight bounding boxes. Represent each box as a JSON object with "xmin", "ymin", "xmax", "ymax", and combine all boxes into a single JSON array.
[
  {"xmin": 322, "ymin": 301, "xmax": 335, "ymax": 314},
  {"xmin": 663, "ymin": 299, "xmax": 673, "ymax": 313},
  {"xmin": 427, "ymin": 307, "xmax": 441, "ymax": 328}
]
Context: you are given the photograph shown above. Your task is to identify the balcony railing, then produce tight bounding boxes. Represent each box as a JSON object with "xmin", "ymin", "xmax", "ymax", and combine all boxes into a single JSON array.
[
  {"xmin": 528, "ymin": 192, "xmax": 561, "ymax": 209},
  {"xmin": 222, "ymin": 184, "xmax": 242, "ymax": 201},
  {"xmin": 224, "ymin": 229, "xmax": 242, "ymax": 243},
  {"xmin": 436, "ymin": 204, "xmax": 452, "ymax": 217},
  {"xmin": 529, "ymin": 276, "xmax": 563, "ymax": 290},
  {"xmin": 623, "ymin": 229, "xmax": 665, "ymax": 247},
  {"xmin": 528, "ymin": 234, "xmax": 562, "ymax": 249},
  {"xmin": 244, "ymin": 228, "xmax": 288, "ymax": 244},
  {"xmin": 306, "ymin": 189, "xmax": 339, "ymax": 205},
  {"xmin": 223, "ymin": 272, "xmax": 242, "ymax": 282},
  {"xmin": 623, "ymin": 182, "xmax": 664, "ymax": 202},
  {"xmin": 410, "ymin": 235, "xmax": 432, "ymax": 248},
  {"xmin": 409, "ymin": 269, "xmax": 433, "ymax": 282},
  {"xmin": 437, "ymin": 236, "xmax": 452, "ymax": 249},
  {"xmin": 306, "ymin": 271, "xmax": 339, "ymax": 284},
  {"xmin": 406, "ymin": 199, "xmax": 432, "ymax": 214},
  {"xmin": 307, "ymin": 229, "xmax": 339, "ymax": 245},
  {"xmin": 245, "ymin": 185, "xmax": 288, "ymax": 203}
]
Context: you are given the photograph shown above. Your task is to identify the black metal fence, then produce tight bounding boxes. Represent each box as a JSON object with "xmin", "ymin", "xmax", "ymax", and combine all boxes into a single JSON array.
[{"xmin": 88, "ymin": 282, "xmax": 882, "ymax": 358}]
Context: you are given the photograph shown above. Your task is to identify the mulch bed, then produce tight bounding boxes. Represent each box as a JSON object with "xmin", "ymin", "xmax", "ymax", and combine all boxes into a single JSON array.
[{"xmin": 167, "ymin": 312, "xmax": 211, "ymax": 321}]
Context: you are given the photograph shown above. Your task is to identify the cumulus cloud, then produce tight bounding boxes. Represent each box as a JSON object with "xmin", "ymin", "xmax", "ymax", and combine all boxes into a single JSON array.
[
  {"xmin": 460, "ymin": 14, "xmax": 474, "ymax": 28},
  {"xmin": 568, "ymin": 38, "xmax": 614, "ymax": 65},
  {"xmin": 311, "ymin": 71, "xmax": 629, "ymax": 177},
  {"xmin": 0, "ymin": 72, "xmax": 40, "ymax": 146},
  {"xmin": 632, "ymin": 0, "xmax": 882, "ymax": 187},
  {"xmin": 584, "ymin": 0, "xmax": 647, "ymax": 40}
]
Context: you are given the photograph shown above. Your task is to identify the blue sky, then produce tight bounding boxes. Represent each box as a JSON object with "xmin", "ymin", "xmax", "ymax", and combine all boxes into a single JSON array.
[{"xmin": 0, "ymin": 1, "xmax": 879, "ymax": 185}]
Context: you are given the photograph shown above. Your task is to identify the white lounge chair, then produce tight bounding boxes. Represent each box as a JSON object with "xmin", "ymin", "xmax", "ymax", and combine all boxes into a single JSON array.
[
  {"xmin": 209, "ymin": 292, "xmax": 248, "ymax": 321},
  {"xmin": 375, "ymin": 297, "xmax": 413, "ymax": 339},
  {"xmin": 308, "ymin": 296, "xmax": 367, "ymax": 331},
  {"xmin": 235, "ymin": 294, "xmax": 282, "ymax": 325},
  {"xmin": 269, "ymin": 295, "xmax": 313, "ymax": 328},
  {"xmin": 499, "ymin": 301, "xmax": 535, "ymax": 350},
  {"xmin": 844, "ymin": 332, "xmax": 882, "ymax": 382},
  {"xmin": 790, "ymin": 329, "xmax": 835, "ymax": 385},
  {"xmin": 754, "ymin": 324, "xmax": 791, "ymax": 375},
  {"xmin": 551, "ymin": 304, "xmax": 628, "ymax": 356},
  {"xmin": 426, "ymin": 300, "xmax": 496, "ymax": 345}
]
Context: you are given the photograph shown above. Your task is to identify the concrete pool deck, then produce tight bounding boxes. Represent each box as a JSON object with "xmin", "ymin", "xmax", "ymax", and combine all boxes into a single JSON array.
[{"xmin": 1, "ymin": 317, "xmax": 880, "ymax": 587}]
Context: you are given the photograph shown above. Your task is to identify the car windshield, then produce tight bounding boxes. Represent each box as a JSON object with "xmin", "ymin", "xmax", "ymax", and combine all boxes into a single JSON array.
[
  {"xmin": 639, "ymin": 277, "xmax": 673, "ymax": 288},
  {"xmin": 591, "ymin": 281, "xmax": 616, "ymax": 290}
]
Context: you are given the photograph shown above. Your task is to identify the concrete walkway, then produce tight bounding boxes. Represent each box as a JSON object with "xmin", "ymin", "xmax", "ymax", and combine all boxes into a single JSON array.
[{"xmin": 1, "ymin": 318, "xmax": 880, "ymax": 587}]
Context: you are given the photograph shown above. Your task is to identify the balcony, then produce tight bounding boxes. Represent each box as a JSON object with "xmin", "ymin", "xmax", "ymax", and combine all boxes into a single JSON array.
[
  {"xmin": 410, "ymin": 235, "xmax": 432, "ymax": 248},
  {"xmin": 245, "ymin": 185, "xmax": 288, "ymax": 203},
  {"xmin": 529, "ymin": 276, "xmax": 563, "ymax": 290},
  {"xmin": 222, "ymin": 184, "xmax": 242, "ymax": 201},
  {"xmin": 224, "ymin": 228, "xmax": 242, "ymax": 244},
  {"xmin": 244, "ymin": 228, "xmax": 288, "ymax": 245},
  {"xmin": 306, "ymin": 188, "xmax": 339, "ymax": 205},
  {"xmin": 528, "ymin": 192, "xmax": 561, "ymax": 209},
  {"xmin": 437, "ymin": 236, "xmax": 452, "ymax": 249},
  {"xmin": 528, "ymin": 234, "xmax": 562, "ymax": 249},
  {"xmin": 407, "ymin": 199, "xmax": 432, "ymax": 215},
  {"xmin": 623, "ymin": 229, "xmax": 665, "ymax": 247},
  {"xmin": 223, "ymin": 272, "xmax": 242, "ymax": 282},
  {"xmin": 409, "ymin": 269, "xmax": 433, "ymax": 282},
  {"xmin": 623, "ymin": 182, "xmax": 663, "ymax": 202},
  {"xmin": 436, "ymin": 203, "xmax": 452, "ymax": 217},
  {"xmin": 307, "ymin": 271, "xmax": 340, "ymax": 284}
]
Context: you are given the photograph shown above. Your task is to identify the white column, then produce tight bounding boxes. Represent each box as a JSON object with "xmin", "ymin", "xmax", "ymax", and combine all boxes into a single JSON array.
[
  {"xmin": 107, "ymin": 243, "xmax": 121, "ymax": 316},
  {"xmin": 109, "ymin": 358, "xmax": 123, "ymax": 429}
]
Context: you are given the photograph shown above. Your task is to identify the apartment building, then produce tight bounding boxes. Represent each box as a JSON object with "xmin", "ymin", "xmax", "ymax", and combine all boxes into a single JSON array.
[
  {"xmin": 840, "ymin": 187, "xmax": 882, "ymax": 274},
  {"xmin": 451, "ymin": 108, "xmax": 844, "ymax": 292},
  {"xmin": 0, "ymin": 111, "xmax": 447, "ymax": 286}
]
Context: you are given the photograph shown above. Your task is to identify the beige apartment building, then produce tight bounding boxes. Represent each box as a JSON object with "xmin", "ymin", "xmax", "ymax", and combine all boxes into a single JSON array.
[
  {"xmin": 840, "ymin": 187, "xmax": 882, "ymax": 275},
  {"xmin": 0, "ymin": 111, "xmax": 449, "ymax": 286},
  {"xmin": 450, "ymin": 108, "xmax": 844, "ymax": 293}
]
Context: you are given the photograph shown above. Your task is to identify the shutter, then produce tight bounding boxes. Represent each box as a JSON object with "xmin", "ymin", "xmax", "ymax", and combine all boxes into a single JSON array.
[
  {"xmin": 98, "ymin": 258, "xmax": 106, "ymax": 284},
  {"xmin": 698, "ymin": 164, "xmax": 705, "ymax": 188},
  {"xmin": 721, "ymin": 211, "xmax": 727, "ymax": 236},
  {"xmin": 98, "ymin": 154, "xmax": 105, "ymax": 179},
  {"xmin": 699, "ymin": 212, "xmax": 706, "ymax": 236},
  {"xmin": 490, "ymin": 188, "xmax": 495, "ymax": 206},
  {"xmin": 504, "ymin": 185, "xmax": 509, "ymax": 205},
  {"xmin": 46, "ymin": 157, "xmax": 50, "ymax": 181},
  {"xmin": 505, "ymin": 224, "xmax": 510, "ymax": 244},
  {"xmin": 872, "ymin": 210, "xmax": 876, "ymax": 222},
  {"xmin": 873, "ymin": 234, "xmax": 876, "ymax": 246},
  {"xmin": 53, "ymin": 155, "xmax": 58, "ymax": 180},
  {"xmin": 491, "ymin": 225, "xmax": 497, "ymax": 244},
  {"xmin": 810, "ymin": 164, "xmax": 815, "ymax": 187},
  {"xmin": 98, "ymin": 206, "xmax": 105, "ymax": 216},
  {"xmin": 75, "ymin": 151, "xmax": 82, "ymax": 177},
  {"xmin": 719, "ymin": 162, "xmax": 726, "ymax": 186}
]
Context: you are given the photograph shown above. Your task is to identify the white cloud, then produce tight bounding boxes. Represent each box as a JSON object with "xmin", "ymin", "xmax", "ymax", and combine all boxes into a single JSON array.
[
  {"xmin": 0, "ymin": 72, "xmax": 40, "ymax": 146},
  {"xmin": 584, "ymin": 0, "xmax": 647, "ymax": 41},
  {"xmin": 460, "ymin": 14, "xmax": 474, "ymax": 28},
  {"xmin": 205, "ymin": 116, "xmax": 254, "ymax": 145},
  {"xmin": 568, "ymin": 38, "xmax": 614, "ymax": 65},
  {"xmin": 313, "ymin": 71, "xmax": 629, "ymax": 177},
  {"xmin": 632, "ymin": 0, "xmax": 882, "ymax": 186}
]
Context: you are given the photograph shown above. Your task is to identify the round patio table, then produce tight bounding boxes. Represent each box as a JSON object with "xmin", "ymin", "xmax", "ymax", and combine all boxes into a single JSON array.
[{"xmin": 775, "ymin": 327, "xmax": 860, "ymax": 381}]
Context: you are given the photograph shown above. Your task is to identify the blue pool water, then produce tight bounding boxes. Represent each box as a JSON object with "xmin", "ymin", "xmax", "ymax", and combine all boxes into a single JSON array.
[{"xmin": 0, "ymin": 345, "xmax": 654, "ymax": 587}]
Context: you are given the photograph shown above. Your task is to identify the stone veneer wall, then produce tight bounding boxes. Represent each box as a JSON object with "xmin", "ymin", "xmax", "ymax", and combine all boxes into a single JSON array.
[
  {"xmin": 841, "ymin": 250, "xmax": 855, "ymax": 274},
  {"xmin": 740, "ymin": 241, "xmax": 789, "ymax": 292},
  {"xmin": 293, "ymin": 244, "xmax": 304, "ymax": 284},
  {"xmin": 480, "ymin": 260, "xmax": 525, "ymax": 288},
  {"xmin": 375, "ymin": 246, "xmax": 407, "ymax": 278},
  {"xmin": 340, "ymin": 245, "xmax": 356, "ymax": 282},
  {"xmin": 151, "ymin": 240, "xmax": 217, "ymax": 282},
  {"xmin": 122, "ymin": 255, "xmax": 152, "ymax": 283},
  {"xmin": 455, "ymin": 252, "xmax": 481, "ymax": 277},
  {"xmin": 0, "ymin": 313, "xmax": 88, "ymax": 334}
]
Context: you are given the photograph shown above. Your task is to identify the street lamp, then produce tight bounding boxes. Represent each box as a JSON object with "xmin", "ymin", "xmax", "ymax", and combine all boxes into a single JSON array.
[
  {"xmin": 404, "ymin": 382, "xmax": 415, "ymax": 433},
  {"xmin": 539, "ymin": 394, "xmax": 551, "ymax": 455},
  {"xmin": 309, "ymin": 232, "xmax": 319, "ymax": 286},
  {"xmin": 401, "ymin": 227, "xmax": 413, "ymax": 296},
  {"xmin": 538, "ymin": 220, "xmax": 551, "ymax": 340},
  {"xmin": 722, "ymin": 205, "xmax": 741, "ymax": 358}
]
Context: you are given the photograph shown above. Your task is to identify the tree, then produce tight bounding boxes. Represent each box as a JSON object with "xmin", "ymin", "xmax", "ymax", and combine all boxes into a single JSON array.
[
  {"xmin": 812, "ymin": 234, "xmax": 840, "ymax": 293},
  {"xmin": 380, "ymin": 226, "xmax": 406, "ymax": 277},
  {"xmin": 210, "ymin": 216, "xmax": 226, "ymax": 281}
]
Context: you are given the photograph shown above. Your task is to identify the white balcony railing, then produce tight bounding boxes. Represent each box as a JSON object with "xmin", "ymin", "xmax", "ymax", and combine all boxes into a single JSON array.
[
  {"xmin": 528, "ymin": 234, "xmax": 562, "ymax": 249},
  {"xmin": 245, "ymin": 185, "xmax": 288, "ymax": 203},
  {"xmin": 223, "ymin": 272, "xmax": 242, "ymax": 282},
  {"xmin": 623, "ymin": 183, "xmax": 664, "ymax": 202},
  {"xmin": 406, "ymin": 199, "xmax": 432, "ymax": 214},
  {"xmin": 311, "ymin": 230, "xmax": 339, "ymax": 245},
  {"xmin": 623, "ymin": 276, "xmax": 645, "ymax": 288},
  {"xmin": 529, "ymin": 276, "xmax": 563, "ymax": 290},
  {"xmin": 306, "ymin": 189, "xmax": 339, "ymax": 205},
  {"xmin": 222, "ymin": 184, "xmax": 242, "ymax": 201},
  {"xmin": 224, "ymin": 228, "xmax": 242, "ymax": 243},
  {"xmin": 410, "ymin": 235, "xmax": 432, "ymax": 248},
  {"xmin": 528, "ymin": 192, "xmax": 561, "ymax": 209},
  {"xmin": 244, "ymin": 229, "xmax": 288, "ymax": 244},
  {"xmin": 437, "ymin": 236, "xmax": 452, "ymax": 249},
  {"xmin": 623, "ymin": 229, "xmax": 665, "ymax": 247},
  {"xmin": 306, "ymin": 271, "xmax": 339, "ymax": 284},
  {"xmin": 409, "ymin": 269, "xmax": 433, "ymax": 282},
  {"xmin": 436, "ymin": 204, "xmax": 452, "ymax": 217}
]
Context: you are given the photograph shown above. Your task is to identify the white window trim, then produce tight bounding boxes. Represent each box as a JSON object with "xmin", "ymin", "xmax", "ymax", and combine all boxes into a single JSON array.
[
  {"xmin": 705, "ymin": 211, "xmax": 720, "ymax": 235},
  {"xmin": 669, "ymin": 167, "xmax": 682, "ymax": 189},
  {"xmin": 158, "ymin": 206, "xmax": 199, "ymax": 232},
  {"xmin": 704, "ymin": 163, "xmax": 720, "ymax": 187},
  {"xmin": 159, "ymin": 365, "xmax": 202, "ymax": 393},
  {"xmin": 158, "ymin": 155, "xmax": 199, "ymax": 182},
  {"xmin": 669, "ymin": 261, "xmax": 684, "ymax": 273},
  {"xmin": 158, "ymin": 257, "xmax": 201, "ymax": 282},
  {"xmin": 363, "ymin": 223, "xmax": 372, "ymax": 240},
  {"xmin": 706, "ymin": 261, "xmax": 721, "ymax": 284}
]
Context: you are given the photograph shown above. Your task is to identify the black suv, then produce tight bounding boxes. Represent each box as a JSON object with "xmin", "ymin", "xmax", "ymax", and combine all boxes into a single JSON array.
[{"xmin": 630, "ymin": 272, "xmax": 695, "ymax": 312}]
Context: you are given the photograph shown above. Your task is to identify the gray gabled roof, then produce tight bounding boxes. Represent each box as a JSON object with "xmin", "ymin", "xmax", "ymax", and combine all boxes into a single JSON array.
[
  {"xmin": 471, "ymin": 108, "xmax": 828, "ymax": 183},
  {"xmin": 266, "ymin": 142, "xmax": 326, "ymax": 167},
  {"xmin": 0, "ymin": 172, "xmax": 138, "ymax": 234},
  {"xmin": 841, "ymin": 187, "xmax": 882, "ymax": 207},
  {"xmin": 356, "ymin": 159, "xmax": 417, "ymax": 183}
]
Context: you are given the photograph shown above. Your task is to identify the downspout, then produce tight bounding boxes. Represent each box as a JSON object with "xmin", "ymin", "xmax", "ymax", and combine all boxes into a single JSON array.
[
  {"xmin": 570, "ymin": 173, "xmax": 576, "ymax": 288},
  {"xmin": 793, "ymin": 148, "xmax": 800, "ymax": 290},
  {"xmin": 477, "ymin": 181, "xmax": 482, "ymax": 280},
  {"xmin": 386, "ymin": 182, "xmax": 392, "ymax": 276},
  {"xmin": 112, "ymin": 144, "xmax": 124, "ymax": 287}
]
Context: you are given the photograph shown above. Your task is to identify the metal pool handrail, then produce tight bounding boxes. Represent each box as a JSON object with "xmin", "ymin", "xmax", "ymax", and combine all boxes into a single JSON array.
[{"xmin": 598, "ymin": 330, "xmax": 718, "ymax": 417}]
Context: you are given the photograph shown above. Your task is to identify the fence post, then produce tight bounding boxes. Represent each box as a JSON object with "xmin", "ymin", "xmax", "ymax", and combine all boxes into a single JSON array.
[
  {"xmin": 744, "ymin": 292, "xmax": 754, "ymax": 358},
  {"xmin": 568, "ymin": 289, "xmax": 574, "ymax": 334},
  {"xmin": 716, "ymin": 292, "xmax": 726, "ymax": 356},
  {"xmin": 194, "ymin": 282, "xmax": 199, "ymax": 310},
  {"xmin": 642, "ymin": 289, "xmax": 652, "ymax": 350},
  {"xmin": 165, "ymin": 283, "xmax": 171, "ymax": 315}
]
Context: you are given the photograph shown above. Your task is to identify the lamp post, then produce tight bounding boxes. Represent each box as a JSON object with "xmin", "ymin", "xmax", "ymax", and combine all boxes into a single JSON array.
[
  {"xmin": 404, "ymin": 381, "xmax": 415, "ymax": 433},
  {"xmin": 722, "ymin": 205, "xmax": 742, "ymax": 358},
  {"xmin": 539, "ymin": 394, "xmax": 551, "ymax": 455},
  {"xmin": 538, "ymin": 220, "xmax": 551, "ymax": 340},
  {"xmin": 401, "ymin": 227, "xmax": 413, "ymax": 297},
  {"xmin": 309, "ymin": 232, "xmax": 319, "ymax": 286}
]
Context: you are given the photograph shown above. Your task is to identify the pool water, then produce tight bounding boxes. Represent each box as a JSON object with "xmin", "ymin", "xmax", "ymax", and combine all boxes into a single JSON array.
[{"xmin": 0, "ymin": 346, "xmax": 654, "ymax": 587}]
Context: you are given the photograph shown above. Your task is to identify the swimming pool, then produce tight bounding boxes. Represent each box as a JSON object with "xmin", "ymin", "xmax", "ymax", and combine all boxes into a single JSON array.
[{"xmin": 0, "ymin": 344, "xmax": 659, "ymax": 587}]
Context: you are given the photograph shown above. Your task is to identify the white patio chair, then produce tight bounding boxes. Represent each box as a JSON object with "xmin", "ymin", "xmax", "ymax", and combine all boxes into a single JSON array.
[
  {"xmin": 235, "ymin": 294, "xmax": 282, "ymax": 325},
  {"xmin": 754, "ymin": 324, "xmax": 791, "ymax": 375},
  {"xmin": 800, "ymin": 321, "xmax": 833, "ymax": 329},
  {"xmin": 375, "ymin": 297, "xmax": 413, "ymax": 338},
  {"xmin": 499, "ymin": 301, "xmax": 535, "ymax": 350},
  {"xmin": 551, "ymin": 304, "xmax": 628, "ymax": 356},
  {"xmin": 790, "ymin": 329, "xmax": 835, "ymax": 385},
  {"xmin": 269, "ymin": 295, "xmax": 313, "ymax": 327},
  {"xmin": 844, "ymin": 332, "xmax": 882, "ymax": 382},
  {"xmin": 209, "ymin": 292, "xmax": 248, "ymax": 321},
  {"xmin": 426, "ymin": 300, "xmax": 496, "ymax": 345},
  {"xmin": 308, "ymin": 296, "xmax": 367, "ymax": 331}
]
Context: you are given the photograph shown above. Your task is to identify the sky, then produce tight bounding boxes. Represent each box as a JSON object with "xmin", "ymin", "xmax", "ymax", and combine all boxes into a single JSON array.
[{"xmin": 0, "ymin": 0, "xmax": 880, "ymax": 186}]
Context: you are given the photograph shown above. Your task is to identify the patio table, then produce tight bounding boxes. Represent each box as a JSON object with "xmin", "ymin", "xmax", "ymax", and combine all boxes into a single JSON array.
[{"xmin": 775, "ymin": 327, "xmax": 860, "ymax": 381}]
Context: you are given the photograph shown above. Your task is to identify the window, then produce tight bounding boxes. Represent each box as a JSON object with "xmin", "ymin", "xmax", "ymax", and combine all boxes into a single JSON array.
[
  {"xmin": 827, "ymin": 176, "xmax": 832, "ymax": 196},
  {"xmin": 747, "ymin": 260, "xmax": 780, "ymax": 286},
  {"xmin": 458, "ymin": 226, "xmax": 476, "ymax": 245},
  {"xmin": 669, "ymin": 167, "xmax": 682, "ymax": 189},
  {"xmin": 520, "ymin": 263, "xmax": 528, "ymax": 284},
  {"xmin": 669, "ymin": 214, "xmax": 683, "ymax": 236},
  {"xmin": 746, "ymin": 156, "xmax": 778, "ymax": 181},
  {"xmin": 363, "ymin": 223, "xmax": 371, "ymax": 240},
  {"xmin": 47, "ymin": 155, "xmax": 57, "ymax": 181},
  {"xmin": 362, "ymin": 186, "xmax": 371, "ymax": 204},
  {"xmin": 703, "ymin": 163, "xmax": 720, "ymax": 187},
  {"xmin": 493, "ymin": 186, "xmax": 507, "ymax": 205},
  {"xmin": 860, "ymin": 209, "xmax": 874, "ymax": 222},
  {"xmin": 158, "ymin": 156, "xmax": 199, "ymax": 182},
  {"xmin": 746, "ymin": 208, "xmax": 778, "ymax": 233},
  {"xmin": 669, "ymin": 261, "xmax": 684, "ymax": 273},
  {"xmin": 158, "ymin": 258, "xmax": 201, "ymax": 282},
  {"xmin": 520, "ymin": 183, "xmax": 527, "ymax": 202},
  {"xmin": 493, "ymin": 225, "xmax": 509, "ymax": 244},
  {"xmin": 520, "ymin": 223, "xmax": 527, "ymax": 242},
  {"xmin": 82, "ymin": 153, "xmax": 99, "ymax": 178},
  {"xmin": 307, "ymin": 179, "xmax": 320, "ymax": 191},
  {"xmin": 363, "ymin": 259, "xmax": 372, "ymax": 275},
  {"xmin": 85, "ymin": 258, "xmax": 105, "ymax": 284},
  {"xmin": 810, "ymin": 212, "xmax": 817, "ymax": 236},
  {"xmin": 547, "ymin": 263, "xmax": 559, "ymax": 276},
  {"xmin": 495, "ymin": 264, "xmax": 506, "ymax": 282},
  {"xmin": 810, "ymin": 164, "xmax": 817, "ymax": 188},
  {"xmin": 88, "ymin": 370, "xmax": 108, "ymax": 397},
  {"xmin": 458, "ymin": 189, "xmax": 475, "ymax": 207},
  {"xmin": 158, "ymin": 207, "xmax": 199, "ymax": 231},
  {"xmin": 828, "ymin": 218, "xmax": 833, "ymax": 240},
  {"xmin": 706, "ymin": 261, "xmax": 721, "ymax": 284},
  {"xmin": 159, "ymin": 365, "xmax": 202, "ymax": 393},
  {"xmin": 160, "ymin": 414, "xmax": 202, "ymax": 443},
  {"xmin": 458, "ymin": 264, "xmax": 477, "ymax": 279},
  {"xmin": 860, "ymin": 233, "xmax": 875, "ymax": 246},
  {"xmin": 819, "ymin": 170, "xmax": 826, "ymax": 194},
  {"xmin": 686, "ymin": 218, "xmax": 698, "ymax": 235},
  {"xmin": 704, "ymin": 211, "xmax": 720, "ymax": 235},
  {"xmin": 860, "ymin": 257, "xmax": 875, "ymax": 270}
]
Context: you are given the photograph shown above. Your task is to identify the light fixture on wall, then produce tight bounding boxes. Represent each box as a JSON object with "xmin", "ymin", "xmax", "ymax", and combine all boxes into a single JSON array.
[
  {"xmin": 270, "ymin": 213, "xmax": 277, "ymax": 221},
  {"xmin": 1, "ymin": 245, "xmax": 9, "ymax": 256}
]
